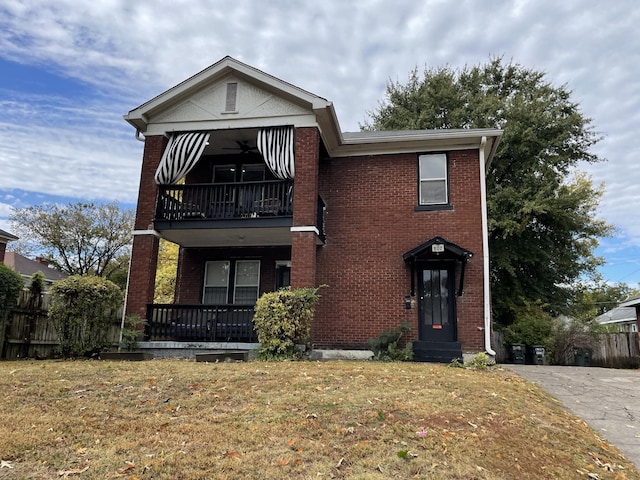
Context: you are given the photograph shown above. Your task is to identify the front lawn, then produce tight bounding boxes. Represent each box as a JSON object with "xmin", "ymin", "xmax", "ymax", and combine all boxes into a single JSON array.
[{"xmin": 1, "ymin": 359, "xmax": 637, "ymax": 479}]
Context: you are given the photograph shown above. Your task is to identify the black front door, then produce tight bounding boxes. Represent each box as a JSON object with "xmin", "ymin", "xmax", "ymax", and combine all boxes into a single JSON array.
[{"xmin": 418, "ymin": 265, "xmax": 456, "ymax": 342}]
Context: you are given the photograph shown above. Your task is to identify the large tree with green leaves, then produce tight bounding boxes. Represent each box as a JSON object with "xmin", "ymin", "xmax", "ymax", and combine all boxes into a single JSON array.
[
  {"xmin": 365, "ymin": 58, "xmax": 612, "ymax": 325},
  {"xmin": 10, "ymin": 201, "xmax": 134, "ymax": 288}
]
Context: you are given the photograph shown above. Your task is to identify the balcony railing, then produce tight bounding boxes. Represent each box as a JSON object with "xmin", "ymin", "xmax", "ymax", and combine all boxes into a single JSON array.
[
  {"xmin": 156, "ymin": 181, "xmax": 293, "ymax": 221},
  {"xmin": 145, "ymin": 304, "xmax": 257, "ymax": 342}
]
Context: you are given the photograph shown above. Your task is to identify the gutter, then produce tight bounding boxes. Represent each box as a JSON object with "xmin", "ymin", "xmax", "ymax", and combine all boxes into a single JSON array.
[{"xmin": 479, "ymin": 136, "xmax": 497, "ymax": 356}]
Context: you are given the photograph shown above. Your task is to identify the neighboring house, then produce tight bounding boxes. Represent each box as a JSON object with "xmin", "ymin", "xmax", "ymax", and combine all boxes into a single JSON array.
[
  {"xmin": 617, "ymin": 294, "xmax": 640, "ymax": 333},
  {"xmin": 0, "ymin": 229, "xmax": 19, "ymax": 264},
  {"xmin": 596, "ymin": 306, "xmax": 639, "ymax": 332},
  {"xmin": 3, "ymin": 252, "xmax": 68, "ymax": 290},
  {"xmin": 123, "ymin": 56, "xmax": 502, "ymax": 362}
]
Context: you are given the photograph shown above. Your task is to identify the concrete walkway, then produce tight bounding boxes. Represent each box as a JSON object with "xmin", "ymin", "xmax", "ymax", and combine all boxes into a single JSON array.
[{"xmin": 506, "ymin": 365, "xmax": 640, "ymax": 470}]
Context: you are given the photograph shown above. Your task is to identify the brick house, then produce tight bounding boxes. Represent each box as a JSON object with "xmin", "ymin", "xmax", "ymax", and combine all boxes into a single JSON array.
[{"xmin": 124, "ymin": 56, "xmax": 502, "ymax": 361}]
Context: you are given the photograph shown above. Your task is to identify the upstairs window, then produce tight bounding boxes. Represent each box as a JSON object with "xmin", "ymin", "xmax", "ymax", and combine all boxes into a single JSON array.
[{"xmin": 418, "ymin": 153, "xmax": 448, "ymax": 206}]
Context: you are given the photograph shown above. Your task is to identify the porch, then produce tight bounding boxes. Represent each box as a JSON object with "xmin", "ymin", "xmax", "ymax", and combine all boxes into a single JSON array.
[{"xmin": 145, "ymin": 304, "xmax": 258, "ymax": 343}]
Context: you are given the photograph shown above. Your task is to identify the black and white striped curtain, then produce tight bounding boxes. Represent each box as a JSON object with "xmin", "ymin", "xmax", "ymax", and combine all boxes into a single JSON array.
[
  {"xmin": 257, "ymin": 126, "xmax": 294, "ymax": 180},
  {"xmin": 154, "ymin": 132, "xmax": 210, "ymax": 185}
]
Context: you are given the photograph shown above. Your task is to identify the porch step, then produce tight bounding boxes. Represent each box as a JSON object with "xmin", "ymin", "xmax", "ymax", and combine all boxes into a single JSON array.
[
  {"xmin": 195, "ymin": 350, "xmax": 249, "ymax": 362},
  {"xmin": 413, "ymin": 341, "xmax": 462, "ymax": 363}
]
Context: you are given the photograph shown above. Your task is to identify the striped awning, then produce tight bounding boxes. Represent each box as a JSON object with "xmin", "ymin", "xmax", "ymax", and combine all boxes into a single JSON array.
[
  {"xmin": 154, "ymin": 132, "xmax": 210, "ymax": 185},
  {"xmin": 257, "ymin": 126, "xmax": 294, "ymax": 180}
]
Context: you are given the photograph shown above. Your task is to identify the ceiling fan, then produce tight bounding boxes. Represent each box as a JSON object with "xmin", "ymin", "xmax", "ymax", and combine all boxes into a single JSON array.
[{"xmin": 222, "ymin": 140, "xmax": 260, "ymax": 154}]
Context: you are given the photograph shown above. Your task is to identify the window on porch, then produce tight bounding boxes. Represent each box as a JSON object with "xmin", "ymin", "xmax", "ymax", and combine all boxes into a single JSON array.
[{"xmin": 203, "ymin": 260, "xmax": 260, "ymax": 305}]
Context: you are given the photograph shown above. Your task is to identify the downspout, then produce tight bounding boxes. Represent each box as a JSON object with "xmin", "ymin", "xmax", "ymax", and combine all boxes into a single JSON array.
[{"xmin": 479, "ymin": 136, "xmax": 496, "ymax": 356}]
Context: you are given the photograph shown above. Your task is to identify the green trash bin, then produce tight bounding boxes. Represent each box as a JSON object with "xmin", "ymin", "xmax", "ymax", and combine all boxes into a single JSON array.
[
  {"xmin": 574, "ymin": 350, "xmax": 591, "ymax": 367},
  {"xmin": 510, "ymin": 343, "xmax": 526, "ymax": 364},
  {"xmin": 528, "ymin": 345, "xmax": 546, "ymax": 365}
]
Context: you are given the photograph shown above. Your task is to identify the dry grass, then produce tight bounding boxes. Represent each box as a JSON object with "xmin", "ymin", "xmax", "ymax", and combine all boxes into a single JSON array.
[{"xmin": 0, "ymin": 359, "xmax": 638, "ymax": 480}]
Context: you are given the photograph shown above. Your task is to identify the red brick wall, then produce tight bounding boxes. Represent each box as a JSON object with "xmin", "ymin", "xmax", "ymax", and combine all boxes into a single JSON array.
[
  {"xmin": 314, "ymin": 149, "xmax": 486, "ymax": 352},
  {"xmin": 125, "ymin": 135, "xmax": 167, "ymax": 317},
  {"xmin": 291, "ymin": 127, "xmax": 320, "ymax": 288}
]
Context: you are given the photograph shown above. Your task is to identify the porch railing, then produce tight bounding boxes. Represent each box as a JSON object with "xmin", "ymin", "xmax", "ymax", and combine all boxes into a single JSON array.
[
  {"xmin": 145, "ymin": 304, "xmax": 257, "ymax": 342},
  {"xmin": 156, "ymin": 181, "xmax": 294, "ymax": 221}
]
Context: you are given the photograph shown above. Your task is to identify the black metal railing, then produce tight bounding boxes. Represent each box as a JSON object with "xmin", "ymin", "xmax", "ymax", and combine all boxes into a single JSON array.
[
  {"xmin": 145, "ymin": 304, "xmax": 257, "ymax": 342},
  {"xmin": 156, "ymin": 181, "xmax": 294, "ymax": 221}
]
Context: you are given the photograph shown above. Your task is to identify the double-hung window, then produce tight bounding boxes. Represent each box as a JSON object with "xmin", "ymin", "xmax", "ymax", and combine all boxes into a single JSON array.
[
  {"xmin": 203, "ymin": 261, "xmax": 230, "ymax": 304},
  {"xmin": 418, "ymin": 153, "xmax": 449, "ymax": 206},
  {"xmin": 233, "ymin": 260, "xmax": 261, "ymax": 305},
  {"xmin": 203, "ymin": 260, "xmax": 260, "ymax": 305}
]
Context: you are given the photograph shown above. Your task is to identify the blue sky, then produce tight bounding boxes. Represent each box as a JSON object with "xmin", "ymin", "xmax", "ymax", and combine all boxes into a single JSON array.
[{"xmin": 1, "ymin": 0, "xmax": 639, "ymax": 289}]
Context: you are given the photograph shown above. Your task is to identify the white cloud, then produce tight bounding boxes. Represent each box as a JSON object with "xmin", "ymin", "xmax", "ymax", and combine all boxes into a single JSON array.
[{"xmin": 0, "ymin": 0, "xmax": 639, "ymax": 259}]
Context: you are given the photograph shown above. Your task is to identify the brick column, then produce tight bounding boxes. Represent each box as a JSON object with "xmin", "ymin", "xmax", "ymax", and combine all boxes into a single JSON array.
[
  {"xmin": 125, "ymin": 135, "xmax": 167, "ymax": 318},
  {"xmin": 290, "ymin": 127, "xmax": 320, "ymax": 289}
]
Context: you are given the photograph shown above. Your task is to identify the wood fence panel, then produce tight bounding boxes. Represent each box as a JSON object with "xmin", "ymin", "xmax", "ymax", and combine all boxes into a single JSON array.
[{"xmin": 592, "ymin": 332, "xmax": 640, "ymax": 368}]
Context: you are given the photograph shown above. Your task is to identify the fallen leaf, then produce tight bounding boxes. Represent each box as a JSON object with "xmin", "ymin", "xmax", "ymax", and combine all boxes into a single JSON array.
[
  {"xmin": 118, "ymin": 461, "xmax": 135, "ymax": 474},
  {"xmin": 57, "ymin": 465, "xmax": 89, "ymax": 477},
  {"xmin": 223, "ymin": 451, "xmax": 241, "ymax": 459}
]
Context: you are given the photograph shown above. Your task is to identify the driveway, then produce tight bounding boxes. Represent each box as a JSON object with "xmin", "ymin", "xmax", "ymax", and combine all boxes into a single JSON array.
[{"xmin": 506, "ymin": 365, "xmax": 640, "ymax": 470}]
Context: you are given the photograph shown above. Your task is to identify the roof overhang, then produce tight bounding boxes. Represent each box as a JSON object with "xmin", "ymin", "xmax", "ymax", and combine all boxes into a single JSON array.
[
  {"xmin": 124, "ymin": 56, "xmax": 502, "ymax": 166},
  {"xmin": 403, "ymin": 236, "xmax": 474, "ymax": 263},
  {"xmin": 620, "ymin": 295, "xmax": 640, "ymax": 308}
]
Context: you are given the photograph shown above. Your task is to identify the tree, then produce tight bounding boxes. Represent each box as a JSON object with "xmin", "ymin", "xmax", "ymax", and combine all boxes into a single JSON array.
[
  {"xmin": 10, "ymin": 201, "xmax": 134, "ymax": 287},
  {"xmin": 154, "ymin": 239, "xmax": 179, "ymax": 303},
  {"xmin": 572, "ymin": 281, "xmax": 638, "ymax": 323},
  {"xmin": 365, "ymin": 58, "xmax": 613, "ymax": 326}
]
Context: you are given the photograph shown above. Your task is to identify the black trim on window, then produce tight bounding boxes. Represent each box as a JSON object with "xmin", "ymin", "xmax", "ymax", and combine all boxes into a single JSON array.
[{"xmin": 414, "ymin": 204, "xmax": 454, "ymax": 212}]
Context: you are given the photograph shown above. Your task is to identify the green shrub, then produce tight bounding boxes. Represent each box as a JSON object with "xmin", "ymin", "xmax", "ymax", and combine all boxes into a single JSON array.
[
  {"xmin": 503, "ymin": 304, "xmax": 555, "ymax": 348},
  {"xmin": 368, "ymin": 321, "xmax": 413, "ymax": 361},
  {"xmin": 49, "ymin": 275, "xmax": 122, "ymax": 358},
  {"xmin": 253, "ymin": 287, "xmax": 322, "ymax": 360},
  {"xmin": 0, "ymin": 264, "xmax": 24, "ymax": 357},
  {"xmin": 121, "ymin": 314, "xmax": 146, "ymax": 351},
  {"xmin": 0, "ymin": 264, "xmax": 23, "ymax": 324}
]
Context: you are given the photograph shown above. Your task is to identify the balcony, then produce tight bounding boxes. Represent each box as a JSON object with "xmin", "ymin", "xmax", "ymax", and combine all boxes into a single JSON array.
[
  {"xmin": 154, "ymin": 180, "xmax": 298, "ymax": 247},
  {"xmin": 146, "ymin": 304, "xmax": 257, "ymax": 343}
]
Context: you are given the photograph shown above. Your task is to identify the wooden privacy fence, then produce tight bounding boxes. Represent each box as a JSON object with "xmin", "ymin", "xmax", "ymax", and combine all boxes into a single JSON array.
[
  {"xmin": 591, "ymin": 332, "xmax": 640, "ymax": 368},
  {"xmin": 1, "ymin": 290, "xmax": 121, "ymax": 360},
  {"xmin": 493, "ymin": 330, "xmax": 640, "ymax": 367}
]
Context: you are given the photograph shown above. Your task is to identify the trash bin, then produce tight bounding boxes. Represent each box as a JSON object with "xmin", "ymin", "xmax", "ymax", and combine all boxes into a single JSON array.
[
  {"xmin": 574, "ymin": 350, "xmax": 591, "ymax": 367},
  {"xmin": 527, "ymin": 345, "xmax": 546, "ymax": 365},
  {"xmin": 510, "ymin": 343, "xmax": 526, "ymax": 364}
]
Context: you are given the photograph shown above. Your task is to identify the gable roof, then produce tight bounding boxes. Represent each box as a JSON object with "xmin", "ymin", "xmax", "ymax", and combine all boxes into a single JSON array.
[
  {"xmin": 403, "ymin": 236, "xmax": 474, "ymax": 263},
  {"xmin": 3, "ymin": 252, "xmax": 68, "ymax": 283},
  {"xmin": 124, "ymin": 56, "xmax": 502, "ymax": 162},
  {"xmin": 596, "ymin": 306, "xmax": 637, "ymax": 325}
]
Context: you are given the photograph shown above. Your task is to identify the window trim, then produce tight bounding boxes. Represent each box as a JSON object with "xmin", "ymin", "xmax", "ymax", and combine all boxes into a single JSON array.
[{"xmin": 417, "ymin": 153, "xmax": 451, "ymax": 208}]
